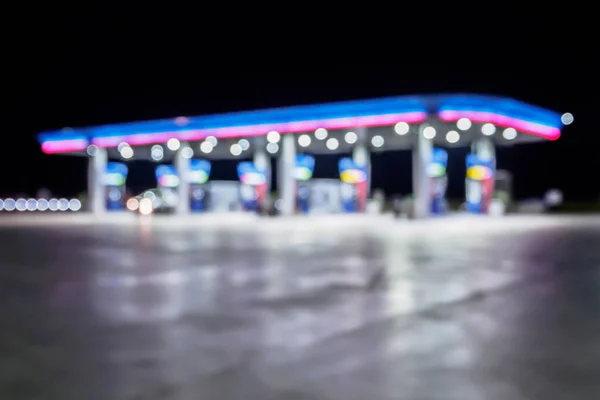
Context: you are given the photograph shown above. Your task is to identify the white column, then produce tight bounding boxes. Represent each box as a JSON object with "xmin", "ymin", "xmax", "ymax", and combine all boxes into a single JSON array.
[
  {"xmin": 87, "ymin": 147, "xmax": 107, "ymax": 215},
  {"xmin": 352, "ymin": 127, "xmax": 371, "ymax": 197},
  {"xmin": 175, "ymin": 143, "xmax": 191, "ymax": 215},
  {"xmin": 254, "ymin": 138, "xmax": 271, "ymax": 210},
  {"xmin": 277, "ymin": 133, "xmax": 296, "ymax": 215},
  {"xmin": 412, "ymin": 124, "xmax": 432, "ymax": 219},
  {"xmin": 472, "ymin": 138, "xmax": 496, "ymax": 163}
]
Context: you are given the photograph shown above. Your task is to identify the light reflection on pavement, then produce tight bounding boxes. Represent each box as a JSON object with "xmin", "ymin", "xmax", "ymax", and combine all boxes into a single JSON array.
[{"xmin": 0, "ymin": 214, "xmax": 599, "ymax": 399}]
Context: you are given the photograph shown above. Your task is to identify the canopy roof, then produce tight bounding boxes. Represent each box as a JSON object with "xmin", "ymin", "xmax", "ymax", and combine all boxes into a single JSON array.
[{"xmin": 38, "ymin": 94, "xmax": 564, "ymax": 155}]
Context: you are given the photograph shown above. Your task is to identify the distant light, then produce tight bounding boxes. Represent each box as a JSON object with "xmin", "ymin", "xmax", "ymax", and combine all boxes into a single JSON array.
[
  {"xmin": 167, "ymin": 138, "xmax": 181, "ymax": 151},
  {"xmin": 503, "ymin": 127, "xmax": 517, "ymax": 140},
  {"xmin": 206, "ymin": 136, "xmax": 218, "ymax": 146},
  {"xmin": 151, "ymin": 145, "xmax": 163, "ymax": 161},
  {"xmin": 69, "ymin": 199, "xmax": 82, "ymax": 211},
  {"xmin": 86, "ymin": 144, "xmax": 99, "ymax": 156},
  {"xmin": 545, "ymin": 189, "xmax": 563, "ymax": 206},
  {"xmin": 230, "ymin": 143, "xmax": 242, "ymax": 156},
  {"xmin": 139, "ymin": 198, "xmax": 153, "ymax": 215},
  {"xmin": 15, "ymin": 198, "xmax": 26, "ymax": 211},
  {"xmin": 37, "ymin": 199, "xmax": 49, "ymax": 211},
  {"xmin": 446, "ymin": 130, "xmax": 460, "ymax": 144},
  {"xmin": 315, "ymin": 128, "xmax": 328, "ymax": 140},
  {"xmin": 457, "ymin": 118, "xmax": 472, "ymax": 131},
  {"xmin": 371, "ymin": 135, "xmax": 384, "ymax": 148},
  {"xmin": 26, "ymin": 198, "xmax": 37, "ymax": 211},
  {"xmin": 58, "ymin": 198, "xmax": 69, "ymax": 211},
  {"xmin": 181, "ymin": 147, "xmax": 193, "ymax": 159},
  {"xmin": 126, "ymin": 197, "xmax": 139, "ymax": 211},
  {"xmin": 325, "ymin": 138, "xmax": 339, "ymax": 150},
  {"xmin": 0, "ymin": 199, "xmax": 3, "ymax": 211},
  {"xmin": 238, "ymin": 139, "xmax": 250, "ymax": 150},
  {"xmin": 4, "ymin": 198, "xmax": 15, "ymax": 211},
  {"xmin": 298, "ymin": 134, "xmax": 311, "ymax": 147},
  {"xmin": 120, "ymin": 146, "xmax": 134, "ymax": 159},
  {"xmin": 344, "ymin": 131, "xmax": 358, "ymax": 144},
  {"xmin": 267, "ymin": 131, "xmax": 280, "ymax": 143},
  {"xmin": 482, "ymin": 123, "xmax": 496, "ymax": 136},
  {"xmin": 117, "ymin": 142, "xmax": 129, "ymax": 152},
  {"xmin": 143, "ymin": 191, "xmax": 156, "ymax": 200},
  {"xmin": 266, "ymin": 142, "xmax": 279, "ymax": 154},
  {"xmin": 394, "ymin": 122, "xmax": 409, "ymax": 135},
  {"xmin": 200, "ymin": 141, "xmax": 213, "ymax": 154},
  {"xmin": 174, "ymin": 116, "xmax": 189, "ymax": 126},
  {"xmin": 561, "ymin": 112, "xmax": 574, "ymax": 125},
  {"xmin": 48, "ymin": 199, "xmax": 59, "ymax": 211},
  {"xmin": 423, "ymin": 126, "xmax": 436, "ymax": 139}
]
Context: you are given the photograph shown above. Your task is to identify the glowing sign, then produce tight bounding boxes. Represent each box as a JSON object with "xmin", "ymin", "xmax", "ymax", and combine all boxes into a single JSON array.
[
  {"xmin": 428, "ymin": 164, "xmax": 446, "ymax": 178},
  {"xmin": 467, "ymin": 166, "xmax": 492, "ymax": 181},
  {"xmin": 104, "ymin": 162, "xmax": 128, "ymax": 186},
  {"xmin": 189, "ymin": 159, "xmax": 211, "ymax": 184},
  {"xmin": 158, "ymin": 175, "xmax": 180, "ymax": 187},
  {"xmin": 428, "ymin": 148, "xmax": 448, "ymax": 178},
  {"xmin": 104, "ymin": 173, "xmax": 126, "ymax": 186},
  {"xmin": 156, "ymin": 165, "xmax": 179, "ymax": 188},
  {"xmin": 466, "ymin": 154, "xmax": 494, "ymax": 181},
  {"xmin": 237, "ymin": 162, "xmax": 266, "ymax": 186},
  {"xmin": 293, "ymin": 154, "xmax": 315, "ymax": 181},
  {"xmin": 339, "ymin": 158, "xmax": 367, "ymax": 184}
]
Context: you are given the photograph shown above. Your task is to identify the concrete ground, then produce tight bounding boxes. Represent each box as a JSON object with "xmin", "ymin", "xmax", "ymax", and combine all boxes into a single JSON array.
[{"xmin": 0, "ymin": 213, "xmax": 599, "ymax": 399}]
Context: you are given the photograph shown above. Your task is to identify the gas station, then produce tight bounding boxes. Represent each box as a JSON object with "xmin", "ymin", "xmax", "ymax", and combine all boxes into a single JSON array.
[{"xmin": 36, "ymin": 94, "xmax": 570, "ymax": 218}]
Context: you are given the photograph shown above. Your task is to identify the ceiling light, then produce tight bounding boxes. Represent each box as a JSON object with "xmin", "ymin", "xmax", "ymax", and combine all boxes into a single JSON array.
[
  {"xmin": 446, "ymin": 130, "xmax": 460, "ymax": 143},
  {"xmin": 423, "ymin": 126, "xmax": 436, "ymax": 139},
  {"xmin": 482, "ymin": 123, "xmax": 496, "ymax": 136},
  {"xmin": 167, "ymin": 138, "xmax": 181, "ymax": 151},
  {"xmin": 325, "ymin": 138, "xmax": 339, "ymax": 150},
  {"xmin": 457, "ymin": 118, "xmax": 472, "ymax": 131},
  {"xmin": 315, "ymin": 128, "xmax": 328, "ymax": 140},
  {"xmin": 230, "ymin": 143, "xmax": 242, "ymax": 156},
  {"xmin": 200, "ymin": 141, "xmax": 213, "ymax": 154},
  {"xmin": 267, "ymin": 131, "xmax": 280, "ymax": 143},
  {"xmin": 502, "ymin": 128, "xmax": 517, "ymax": 140},
  {"xmin": 394, "ymin": 122, "xmax": 409, "ymax": 135},
  {"xmin": 371, "ymin": 135, "xmax": 384, "ymax": 147},
  {"xmin": 344, "ymin": 131, "xmax": 357, "ymax": 144},
  {"xmin": 298, "ymin": 134, "xmax": 311, "ymax": 147}
]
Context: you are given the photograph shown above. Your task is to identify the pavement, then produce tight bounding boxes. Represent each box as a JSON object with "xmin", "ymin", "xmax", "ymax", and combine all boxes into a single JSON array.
[{"xmin": 0, "ymin": 213, "xmax": 599, "ymax": 399}]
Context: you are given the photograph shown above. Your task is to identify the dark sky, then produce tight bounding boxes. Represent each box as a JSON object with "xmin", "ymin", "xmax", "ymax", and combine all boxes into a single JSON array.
[{"xmin": 4, "ymin": 6, "xmax": 598, "ymax": 201}]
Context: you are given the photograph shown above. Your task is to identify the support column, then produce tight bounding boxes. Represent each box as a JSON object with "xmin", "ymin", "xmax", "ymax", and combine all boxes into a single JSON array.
[
  {"xmin": 175, "ymin": 143, "xmax": 191, "ymax": 215},
  {"xmin": 277, "ymin": 133, "xmax": 296, "ymax": 215},
  {"xmin": 352, "ymin": 127, "xmax": 371, "ymax": 197},
  {"xmin": 87, "ymin": 147, "xmax": 107, "ymax": 215},
  {"xmin": 412, "ymin": 125, "xmax": 432, "ymax": 219},
  {"xmin": 471, "ymin": 138, "xmax": 496, "ymax": 165}
]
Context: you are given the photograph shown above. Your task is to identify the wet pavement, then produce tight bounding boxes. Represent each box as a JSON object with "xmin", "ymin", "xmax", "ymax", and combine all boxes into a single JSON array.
[{"xmin": 0, "ymin": 213, "xmax": 599, "ymax": 399}]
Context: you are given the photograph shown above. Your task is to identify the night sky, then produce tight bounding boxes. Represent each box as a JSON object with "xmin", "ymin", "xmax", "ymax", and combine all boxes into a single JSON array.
[{"xmin": 4, "ymin": 7, "xmax": 597, "ymax": 201}]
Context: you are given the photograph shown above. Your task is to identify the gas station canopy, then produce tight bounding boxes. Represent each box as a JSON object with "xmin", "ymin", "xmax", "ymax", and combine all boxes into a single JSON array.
[{"xmin": 38, "ymin": 94, "xmax": 565, "ymax": 161}]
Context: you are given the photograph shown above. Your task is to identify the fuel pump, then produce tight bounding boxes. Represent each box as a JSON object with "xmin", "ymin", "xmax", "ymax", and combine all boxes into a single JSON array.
[
  {"xmin": 465, "ymin": 153, "xmax": 494, "ymax": 214},
  {"xmin": 189, "ymin": 159, "xmax": 211, "ymax": 212},
  {"xmin": 104, "ymin": 162, "xmax": 128, "ymax": 210},
  {"xmin": 293, "ymin": 154, "xmax": 315, "ymax": 214},
  {"xmin": 155, "ymin": 165, "xmax": 179, "ymax": 209},
  {"xmin": 428, "ymin": 148, "xmax": 448, "ymax": 215},
  {"xmin": 237, "ymin": 161, "xmax": 267, "ymax": 212},
  {"xmin": 338, "ymin": 157, "xmax": 368, "ymax": 213}
]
